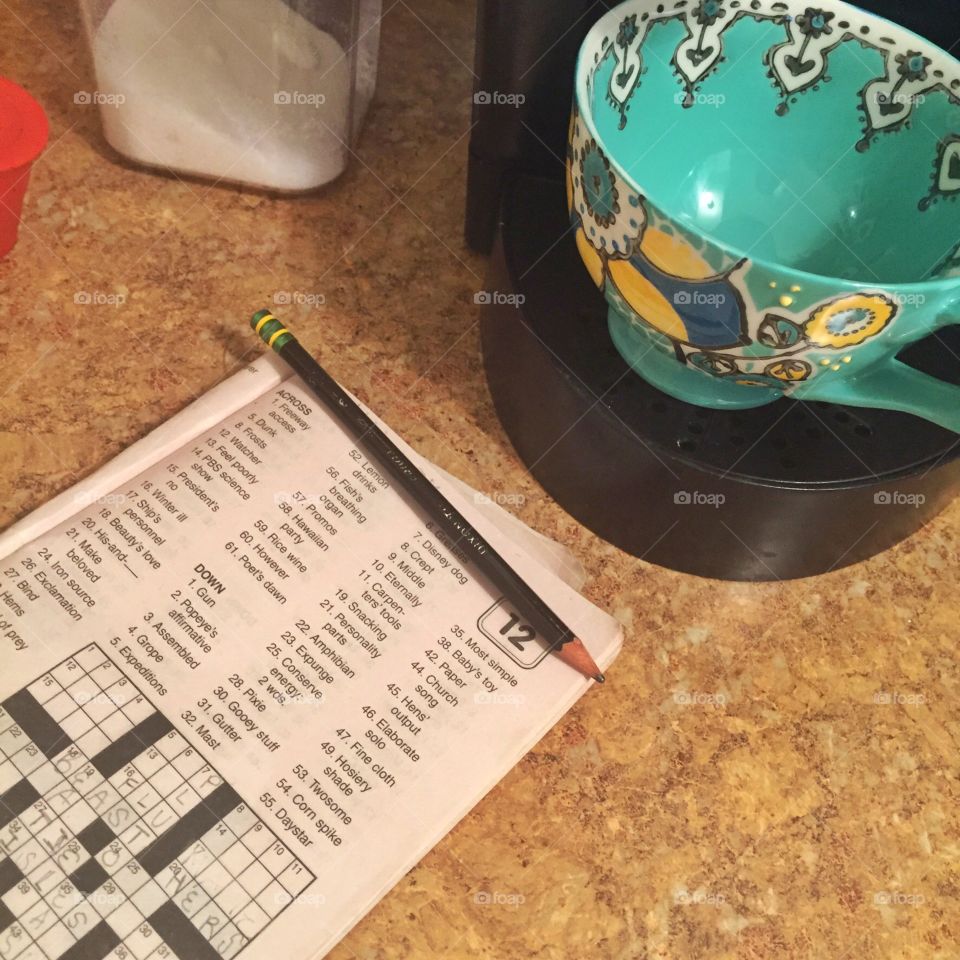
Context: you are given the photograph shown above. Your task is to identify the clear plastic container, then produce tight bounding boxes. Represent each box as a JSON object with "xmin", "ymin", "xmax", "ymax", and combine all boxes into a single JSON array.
[{"xmin": 78, "ymin": 0, "xmax": 381, "ymax": 191}]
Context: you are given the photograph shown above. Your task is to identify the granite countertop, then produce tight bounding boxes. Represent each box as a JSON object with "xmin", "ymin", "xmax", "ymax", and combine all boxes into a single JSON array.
[{"xmin": 2, "ymin": 1, "xmax": 958, "ymax": 958}]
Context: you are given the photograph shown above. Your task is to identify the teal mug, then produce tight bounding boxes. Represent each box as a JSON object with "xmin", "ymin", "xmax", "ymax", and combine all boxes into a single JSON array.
[{"xmin": 568, "ymin": 0, "xmax": 960, "ymax": 430}]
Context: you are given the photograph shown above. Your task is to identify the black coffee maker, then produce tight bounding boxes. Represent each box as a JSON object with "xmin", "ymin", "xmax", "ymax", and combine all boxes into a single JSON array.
[{"xmin": 466, "ymin": 0, "xmax": 960, "ymax": 581}]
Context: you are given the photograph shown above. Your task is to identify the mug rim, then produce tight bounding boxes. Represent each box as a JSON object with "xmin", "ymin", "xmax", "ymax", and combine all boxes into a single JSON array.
[{"xmin": 574, "ymin": 0, "xmax": 960, "ymax": 293}]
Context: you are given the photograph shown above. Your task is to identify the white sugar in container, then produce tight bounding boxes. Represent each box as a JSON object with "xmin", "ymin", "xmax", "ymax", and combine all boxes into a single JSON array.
[{"xmin": 79, "ymin": 0, "xmax": 381, "ymax": 191}]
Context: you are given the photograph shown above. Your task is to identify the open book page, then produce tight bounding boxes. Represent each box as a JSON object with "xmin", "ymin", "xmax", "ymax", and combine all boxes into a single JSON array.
[{"xmin": 0, "ymin": 368, "xmax": 621, "ymax": 960}]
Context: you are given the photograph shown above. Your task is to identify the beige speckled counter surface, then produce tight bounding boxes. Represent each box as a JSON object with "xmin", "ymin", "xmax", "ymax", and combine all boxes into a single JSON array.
[{"xmin": 2, "ymin": 1, "xmax": 959, "ymax": 958}]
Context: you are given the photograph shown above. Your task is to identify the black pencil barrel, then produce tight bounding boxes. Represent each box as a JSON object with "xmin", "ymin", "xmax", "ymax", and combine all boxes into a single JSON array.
[{"xmin": 276, "ymin": 334, "xmax": 575, "ymax": 654}]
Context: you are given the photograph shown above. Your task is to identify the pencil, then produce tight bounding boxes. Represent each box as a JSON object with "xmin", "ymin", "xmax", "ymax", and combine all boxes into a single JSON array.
[{"xmin": 250, "ymin": 309, "xmax": 604, "ymax": 683}]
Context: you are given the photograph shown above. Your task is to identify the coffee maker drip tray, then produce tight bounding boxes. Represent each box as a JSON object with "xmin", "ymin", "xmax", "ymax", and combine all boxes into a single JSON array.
[{"xmin": 479, "ymin": 175, "xmax": 960, "ymax": 580}]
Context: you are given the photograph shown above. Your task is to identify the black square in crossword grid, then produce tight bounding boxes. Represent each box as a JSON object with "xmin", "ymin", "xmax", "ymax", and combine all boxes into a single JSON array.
[
  {"xmin": 75, "ymin": 820, "xmax": 114, "ymax": 857},
  {"xmin": 0, "ymin": 856, "xmax": 24, "ymax": 895},
  {"xmin": 69, "ymin": 859, "xmax": 109, "ymax": 896},
  {"xmin": 0, "ymin": 644, "xmax": 316, "ymax": 960}
]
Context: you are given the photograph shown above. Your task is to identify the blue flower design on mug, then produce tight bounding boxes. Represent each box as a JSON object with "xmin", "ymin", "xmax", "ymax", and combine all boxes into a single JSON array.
[{"xmin": 580, "ymin": 139, "xmax": 620, "ymax": 228}]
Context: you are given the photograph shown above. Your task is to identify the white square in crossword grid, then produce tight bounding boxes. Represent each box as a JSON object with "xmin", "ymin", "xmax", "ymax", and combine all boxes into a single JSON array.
[
  {"xmin": 73, "ymin": 646, "xmax": 108, "ymax": 673},
  {"xmin": 110, "ymin": 767, "xmax": 144, "ymax": 797},
  {"xmin": 132, "ymin": 749, "xmax": 166, "ymax": 782},
  {"xmin": 156, "ymin": 732, "xmax": 188, "ymax": 761},
  {"xmin": 65, "ymin": 674, "xmax": 100, "ymax": 710},
  {"xmin": 168, "ymin": 784, "xmax": 201, "ymax": 817},
  {"xmin": 25, "ymin": 762, "xmax": 60, "ymax": 795},
  {"xmin": 76, "ymin": 728, "xmax": 111, "ymax": 758},
  {"xmin": 215, "ymin": 879, "xmax": 251, "ymax": 918},
  {"xmin": 99, "ymin": 710, "xmax": 134, "ymax": 742},
  {"xmin": 59, "ymin": 709, "xmax": 95, "ymax": 740},
  {"xmin": 195, "ymin": 862, "xmax": 232, "ymax": 898},
  {"xmin": 104, "ymin": 679, "xmax": 137, "ymax": 711},
  {"xmin": 27, "ymin": 678, "xmax": 61, "ymax": 706},
  {"xmin": 91, "ymin": 663, "xmax": 124, "ymax": 690},
  {"xmin": 126, "ymin": 781, "xmax": 163, "ymax": 816},
  {"xmin": 17, "ymin": 945, "xmax": 47, "ymax": 960},
  {"xmin": 192, "ymin": 899, "xmax": 229, "ymax": 936},
  {"xmin": 218, "ymin": 842, "xmax": 255, "ymax": 877},
  {"xmin": 50, "ymin": 661, "xmax": 82, "ymax": 690},
  {"xmin": 173, "ymin": 881, "xmax": 210, "ymax": 919},
  {"xmin": 125, "ymin": 922, "xmax": 161, "ymax": 960},
  {"xmin": 36, "ymin": 918, "xmax": 72, "ymax": 955},
  {"xmin": 81, "ymin": 694, "xmax": 116, "ymax": 726},
  {"xmin": 0, "ymin": 760, "xmax": 20, "ymax": 794},
  {"xmin": 105, "ymin": 900, "xmax": 142, "ymax": 939},
  {"xmin": 213, "ymin": 920, "xmax": 246, "ymax": 960},
  {"xmin": 21, "ymin": 897, "xmax": 57, "ymax": 936},
  {"xmin": 3, "ymin": 877, "xmax": 40, "ymax": 916},
  {"xmin": 122, "ymin": 696, "xmax": 154, "ymax": 727},
  {"xmin": 62, "ymin": 799, "xmax": 97, "ymax": 834},
  {"xmin": 237, "ymin": 860, "xmax": 271, "ymax": 898},
  {"xmin": 129, "ymin": 879, "xmax": 167, "ymax": 917},
  {"xmin": 240, "ymin": 824, "xmax": 272, "ymax": 858},
  {"xmin": 234, "ymin": 901, "xmax": 270, "ymax": 939},
  {"xmin": 179, "ymin": 841, "xmax": 214, "ymax": 878},
  {"xmin": 200, "ymin": 825, "xmax": 235, "ymax": 859},
  {"xmin": 222, "ymin": 806, "xmax": 257, "ymax": 837},
  {"xmin": 257, "ymin": 881, "xmax": 287, "ymax": 919},
  {"xmin": 170, "ymin": 749, "xmax": 204, "ymax": 779},
  {"xmin": 12, "ymin": 748, "xmax": 45, "ymax": 778},
  {"xmin": 65, "ymin": 900, "xmax": 99, "ymax": 941},
  {"xmin": 43, "ymin": 691, "xmax": 77, "ymax": 724},
  {"xmin": 146, "ymin": 764, "xmax": 183, "ymax": 799}
]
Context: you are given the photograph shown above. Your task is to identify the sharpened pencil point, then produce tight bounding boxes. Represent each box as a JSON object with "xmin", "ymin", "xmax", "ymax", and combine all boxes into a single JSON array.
[{"xmin": 594, "ymin": 673, "xmax": 605, "ymax": 683}]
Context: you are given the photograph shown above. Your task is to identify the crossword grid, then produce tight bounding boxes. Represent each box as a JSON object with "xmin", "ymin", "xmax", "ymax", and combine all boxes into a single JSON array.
[{"xmin": 0, "ymin": 644, "xmax": 315, "ymax": 960}]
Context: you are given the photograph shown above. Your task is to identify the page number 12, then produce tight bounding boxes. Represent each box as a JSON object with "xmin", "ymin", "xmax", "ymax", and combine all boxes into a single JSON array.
[{"xmin": 477, "ymin": 598, "xmax": 552, "ymax": 668}]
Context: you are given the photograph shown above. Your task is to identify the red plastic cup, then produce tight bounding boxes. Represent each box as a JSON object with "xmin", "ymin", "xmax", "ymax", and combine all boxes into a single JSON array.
[{"xmin": 0, "ymin": 77, "xmax": 49, "ymax": 259}]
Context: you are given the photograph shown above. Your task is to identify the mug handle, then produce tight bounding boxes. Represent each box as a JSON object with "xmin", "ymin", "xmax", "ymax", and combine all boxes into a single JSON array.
[{"xmin": 794, "ymin": 296, "xmax": 960, "ymax": 434}]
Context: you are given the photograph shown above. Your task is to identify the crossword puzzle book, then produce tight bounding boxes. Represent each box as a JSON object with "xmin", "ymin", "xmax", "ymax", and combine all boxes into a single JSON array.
[{"xmin": 0, "ymin": 355, "xmax": 622, "ymax": 960}]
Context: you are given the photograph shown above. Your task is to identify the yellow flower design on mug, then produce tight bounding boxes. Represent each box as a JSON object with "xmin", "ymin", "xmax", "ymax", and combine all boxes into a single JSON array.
[{"xmin": 804, "ymin": 293, "xmax": 896, "ymax": 349}]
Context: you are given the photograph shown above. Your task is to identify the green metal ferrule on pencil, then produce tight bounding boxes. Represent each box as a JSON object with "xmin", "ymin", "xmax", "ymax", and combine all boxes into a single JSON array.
[{"xmin": 251, "ymin": 309, "xmax": 295, "ymax": 351}]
